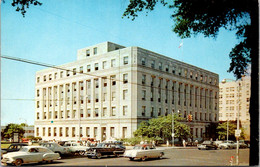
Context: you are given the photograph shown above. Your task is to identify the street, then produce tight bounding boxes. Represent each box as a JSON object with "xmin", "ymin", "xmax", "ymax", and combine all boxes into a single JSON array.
[{"xmin": 7, "ymin": 148, "xmax": 249, "ymax": 166}]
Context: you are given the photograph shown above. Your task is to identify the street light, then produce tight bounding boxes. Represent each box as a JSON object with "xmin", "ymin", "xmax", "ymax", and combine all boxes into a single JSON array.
[
  {"xmin": 172, "ymin": 110, "xmax": 180, "ymax": 147},
  {"xmin": 227, "ymin": 118, "xmax": 229, "ymax": 141},
  {"xmin": 222, "ymin": 79, "xmax": 241, "ymax": 165}
]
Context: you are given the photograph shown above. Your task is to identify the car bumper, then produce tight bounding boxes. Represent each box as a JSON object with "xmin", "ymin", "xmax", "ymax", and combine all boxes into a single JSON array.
[{"xmin": 86, "ymin": 152, "xmax": 96, "ymax": 157}]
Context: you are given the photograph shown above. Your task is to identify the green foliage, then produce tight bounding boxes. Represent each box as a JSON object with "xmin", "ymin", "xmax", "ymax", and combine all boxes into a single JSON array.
[
  {"xmin": 217, "ymin": 122, "xmax": 245, "ymax": 140},
  {"xmin": 2, "ymin": 123, "xmax": 25, "ymax": 139},
  {"xmin": 123, "ymin": 0, "xmax": 257, "ymax": 79},
  {"xmin": 3, "ymin": 0, "xmax": 42, "ymax": 17},
  {"xmin": 134, "ymin": 114, "xmax": 191, "ymax": 142}
]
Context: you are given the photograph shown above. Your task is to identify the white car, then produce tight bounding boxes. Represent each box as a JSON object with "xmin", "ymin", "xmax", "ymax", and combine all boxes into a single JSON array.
[
  {"xmin": 39, "ymin": 142, "xmax": 71, "ymax": 155},
  {"xmin": 1, "ymin": 146, "xmax": 60, "ymax": 166},
  {"xmin": 124, "ymin": 144, "xmax": 164, "ymax": 161},
  {"xmin": 64, "ymin": 142, "xmax": 89, "ymax": 155},
  {"xmin": 218, "ymin": 141, "xmax": 236, "ymax": 149}
]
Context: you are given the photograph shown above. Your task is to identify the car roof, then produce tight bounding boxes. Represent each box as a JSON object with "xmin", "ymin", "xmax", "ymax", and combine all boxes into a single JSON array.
[
  {"xmin": 135, "ymin": 144, "xmax": 154, "ymax": 147},
  {"xmin": 23, "ymin": 146, "xmax": 48, "ymax": 149}
]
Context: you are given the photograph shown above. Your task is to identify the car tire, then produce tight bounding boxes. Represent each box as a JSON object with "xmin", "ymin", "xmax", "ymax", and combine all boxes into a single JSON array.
[
  {"xmin": 158, "ymin": 152, "xmax": 163, "ymax": 159},
  {"xmin": 96, "ymin": 152, "xmax": 102, "ymax": 159},
  {"xmin": 79, "ymin": 151, "xmax": 85, "ymax": 156},
  {"xmin": 141, "ymin": 157, "xmax": 147, "ymax": 161},
  {"xmin": 13, "ymin": 159, "xmax": 23, "ymax": 166},
  {"xmin": 220, "ymin": 146, "xmax": 224, "ymax": 149},
  {"xmin": 129, "ymin": 158, "xmax": 134, "ymax": 161},
  {"xmin": 198, "ymin": 148, "xmax": 201, "ymax": 150}
]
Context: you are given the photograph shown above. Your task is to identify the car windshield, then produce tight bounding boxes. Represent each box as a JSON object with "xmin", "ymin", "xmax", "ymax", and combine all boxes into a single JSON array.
[
  {"xmin": 19, "ymin": 147, "xmax": 28, "ymax": 152},
  {"xmin": 133, "ymin": 146, "xmax": 142, "ymax": 150}
]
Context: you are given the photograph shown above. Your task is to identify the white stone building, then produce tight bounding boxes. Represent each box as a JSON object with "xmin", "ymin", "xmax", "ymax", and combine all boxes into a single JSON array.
[
  {"xmin": 219, "ymin": 76, "xmax": 251, "ymax": 140},
  {"xmin": 34, "ymin": 42, "xmax": 219, "ymax": 141}
]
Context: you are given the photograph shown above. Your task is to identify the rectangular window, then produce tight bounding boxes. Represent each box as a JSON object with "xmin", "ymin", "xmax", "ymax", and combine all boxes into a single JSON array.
[
  {"xmin": 65, "ymin": 127, "xmax": 69, "ymax": 137},
  {"xmin": 94, "ymin": 127, "xmax": 97, "ymax": 138},
  {"xmin": 123, "ymin": 105, "xmax": 127, "ymax": 116},
  {"xmin": 158, "ymin": 108, "xmax": 161, "ymax": 116},
  {"xmin": 123, "ymin": 90, "xmax": 128, "ymax": 100},
  {"xmin": 111, "ymin": 75, "xmax": 116, "ymax": 85},
  {"xmin": 60, "ymin": 71, "xmax": 63, "ymax": 78},
  {"xmin": 37, "ymin": 77, "xmax": 40, "ymax": 83},
  {"xmin": 102, "ymin": 107, "xmax": 107, "ymax": 117},
  {"xmin": 151, "ymin": 107, "xmax": 154, "ymax": 117},
  {"xmin": 80, "ymin": 66, "xmax": 83, "ymax": 73},
  {"xmin": 111, "ymin": 59, "xmax": 116, "ymax": 67},
  {"xmin": 123, "ymin": 56, "xmax": 128, "ymax": 65},
  {"xmin": 66, "ymin": 70, "xmax": 70, "ymax": 77},
  {"xmin": 87, "ymin": 65, "xmax": 91, "ymax": 72},
  {"xmin": 95, "ymin": 108, "xmax": 99, "ymax": 117},
  {"xmin": 141, "ymin": 57, "xmax": 146, "ymax": 66},
  {"xmin": 87, "ymin": 109, "xmax": 91, "ymax": 117},
  {"xmin": 95, "ymin": 63, "xmax": 99, "ymax": 71},
  {"xmin": 142, "ymin": 74, "xmax": 146, "ymax": 85},
  {"xmin": 43, "ymin": 127, "xmax": 46, "ymax": 136},
  {"xmin": 103, "ymin": 93, "xmax": 107, "ymax": 101},
  {"xmin": 49, "ymin": 74, "xmax": 52, "ymax": 80},
  {"xmin": 165, "ymin": 65, "xmax": 169, "ymax": 72},
  {"xmin": 86, "ymin": 127, "xmax": 90, "ymax": 137},
  {"xmin": 44, "ymin": 75, "xmax": 46, "ymax": 81},
  {"xmin": 110, "ymin": 127, "xmax": 115, "ymax": 137},
  {"xmin": 95, "ymin": 79, "xmax": 99, "ymax": 88},
  {"xmin": 103, "ymin": 77, "xmax": 107, "ymax": 87},
  {"xmin": 111, "ymin": 107, "xmax": 116, "ymax": 116},
  {"xmin": 159, "ymin": 62, "xmax": 162, "ymax": 70},
  {"xmin": 123, "ymin": 73, "xmax": 128, "ymax": 83},
  {"xmin": 142, "ymin": 90, "xmax": 146, "ymax": 100},
  {"xmin": 151, "ymin": 60, "xmax": 155, "ymax": 68},
  {"xmin": 142, "ymin": 106, "xmax": 146, "ymax": 116},
  {"xmin": 172, "ymin": 67, "xmax": 175, "ymax": 74},
  {"xmin": 73, "ymin": 68, "xmax": 76, "ymax": 75},
  {"xmin": 86, "ymin": 50, "xmax": 90, "ymax": 56},
  {"xmin": 103, "ymin": 61, "xmax": 107, "ymax": 69},
  {"xmin": 93, "ymin": 47, "xmax": 97, "ymax": 55},
  {"xmin": 112, "ymin": 92, "xmax": 116, "ymax": 101}
]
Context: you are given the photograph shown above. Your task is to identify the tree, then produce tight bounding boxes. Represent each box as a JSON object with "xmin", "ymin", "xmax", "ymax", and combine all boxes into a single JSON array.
[
  {"xmin": 2, "ymin": 123, "xmax": 25, "ymax": 141},
  {"xmin": 217, "ymin": 122, "xmax": 245, "ymax": 140},
  {"xmin": 123, "ymin": 1, "xmax": 258, "ymax": 165},
  {"xmin": 134, "ymin": 114, "xmax": 191, "ymax": 142},
  {"xmin": 2, "ymin": 0, "xmax": 42, "ymax": 17}
]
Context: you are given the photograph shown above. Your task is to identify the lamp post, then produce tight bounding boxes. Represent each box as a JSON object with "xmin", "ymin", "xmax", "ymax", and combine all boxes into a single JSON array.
[{"xmin": 222, "ymin": 79, "xmax": 241, "ymax": 165}]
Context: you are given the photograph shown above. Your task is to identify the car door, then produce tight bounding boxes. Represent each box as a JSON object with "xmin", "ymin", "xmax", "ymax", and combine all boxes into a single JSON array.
[{"xmin": 27, "ymin": 148, "xmax": 43, "ymax": 162}]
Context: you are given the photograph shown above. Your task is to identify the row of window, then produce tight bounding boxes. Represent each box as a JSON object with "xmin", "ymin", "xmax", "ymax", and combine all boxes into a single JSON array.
[
  {"xmin": 37, "ymin": 57, "xmax": 129, "ymax": 83},
  {"xmin": 139, "ymin": 57, "xmax": 218, "ymax": 85},
  {"xmin": 36, "ymin": 126, "xmax": 125, "ymax": 138}
]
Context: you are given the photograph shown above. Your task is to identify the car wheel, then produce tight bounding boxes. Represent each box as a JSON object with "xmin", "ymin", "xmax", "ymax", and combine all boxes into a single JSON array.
[
  {"xmin": 198, "ymin": 148, "xmax": 201, "ymax": 150},
  {"xmin": 158, "ymin": 153, "xmax": 163, "ymax": 159},
  {"xmin": 115, "ymin": 154, "xmax": 120, "ymax": 158},
  {"xmin": 96, "ymin": 152, "xmax": 102, "ymax": 159},
  {"xmin": 79, "ymin": 151, "xmax": 85, "ymax": 156},
  {"xmin": 13, "ymin": 159, "xmax": 23, "ymax": 166},
  {"xmin": 141, "ymin": 157, "xmax": 147, "ymax": 161},
  {"xmin": 47, "ymin": 160, "xmax": 53, "ymax": 163},
  {"xmin": 129, "ymin": 158, "xmax": 134, "ymax": 161},
  {"xmin": 220, "ymin": 146, "xmax": 224, "ymax": 149}
]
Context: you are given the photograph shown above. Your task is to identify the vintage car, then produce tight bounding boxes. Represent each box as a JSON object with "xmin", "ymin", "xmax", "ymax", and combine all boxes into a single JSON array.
[
  {"xmin": 63, "ymin": 142, "xmax": 89, "ymax": 155},
  {"xmin": 238, "ymin": 140, "xmax": 248, "ymax": 149},
  {"xmin": 124, "ymin": 144, "xmax": 164, "ymax": 161},
  {"xmin": 197, "ymin": 141, "xmax": 218, "ymax": 150},
  {"xmin": 218, "ymin": 140, "xmax": 237, "ymax": 149},
  {"xmin": 86, "ymin": 143, "xmax": 125, "ymax": 159},
  {"xmin": 39, "ymin": 142, "xmax": 71, "ymax": 155},
  {"xmin": 1, "ymin": 143, "xmax": 28, "ymax": 157},
  {"xmin": 1, "ymin": 146, "xmax": 60, "ymax": 166}
]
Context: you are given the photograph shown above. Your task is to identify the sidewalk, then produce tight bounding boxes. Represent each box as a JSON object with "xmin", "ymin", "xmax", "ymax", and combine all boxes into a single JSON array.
[{"xmin": 125, "ymin": 146, "xmax": 197, "ymax": 150}]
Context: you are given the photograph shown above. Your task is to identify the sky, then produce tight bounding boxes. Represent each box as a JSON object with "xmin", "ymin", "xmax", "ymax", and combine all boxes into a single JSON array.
[{"xmin": 1, "ymin": 0, "xmax": 244, "ymax": 126}]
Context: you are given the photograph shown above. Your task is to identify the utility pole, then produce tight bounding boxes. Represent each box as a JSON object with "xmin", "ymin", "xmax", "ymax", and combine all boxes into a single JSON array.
[
  {"xmin": 227, "ymin": 118, "xmax": 229, "ymax": 141},
  {"xmin": 236, "ymin": 82, "xmax": 241, "ymax": 165}
]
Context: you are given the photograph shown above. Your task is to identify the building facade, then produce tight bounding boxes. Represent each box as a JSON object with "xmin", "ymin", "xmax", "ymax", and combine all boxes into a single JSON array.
[
  {"xmin": 34, "ymin": 42, "xmax": 219, "ymax": 141},
  {"xmin": 219, "ymin": 76, "xmax": 251, "ymax": 140}
]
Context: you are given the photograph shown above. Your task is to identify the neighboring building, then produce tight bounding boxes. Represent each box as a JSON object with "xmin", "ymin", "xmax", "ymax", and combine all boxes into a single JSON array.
[
  {"xmin": 24, "ymin": 126, "xmax": 35, "ymax": 138},
  {"xmin": 34, "ymin": 42, "xmax": 219, "ymax": 141},
  {"xmin": 219, "ymin": 76, "xmax": 250, "ymax": 140}
]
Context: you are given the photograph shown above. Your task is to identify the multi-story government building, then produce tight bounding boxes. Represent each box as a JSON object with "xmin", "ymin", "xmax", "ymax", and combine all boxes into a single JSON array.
[
  {"xmin": 34, "ymin": 42, "xmax": 219, "ymax": 141},
  {"xmin": 219, "ymin": 76, "xmax": 250, "ymax": 140}
]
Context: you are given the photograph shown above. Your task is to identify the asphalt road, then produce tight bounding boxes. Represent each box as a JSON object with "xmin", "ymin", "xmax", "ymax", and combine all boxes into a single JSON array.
[{"xmin": 4, "ymin": 148, "xmax": 249, "ymax": 166}]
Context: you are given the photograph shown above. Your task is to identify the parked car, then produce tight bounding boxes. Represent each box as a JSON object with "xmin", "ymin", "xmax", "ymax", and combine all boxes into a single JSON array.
[
  {"xmin": 39, "ymin": 142, "xmax": 70, "ymax": 155},
  {"xmin": 197, "ymin": 141, "xmax": 218, "ymax": 150},
  {"xmin": 124, "ymin": 144, "xmax": 164, "ymax": 161},
  {"xmin": 218, "ymin": 141, "xmax": 236, "ymax": 149},
  {"xmin": 1, "ymin": 146, "xmax": 60, "ymax": 166},
  {"xmin": 1, "ymin": 143, "xmax": 28, "ymax": 157},
  {"xmin": 64, "ymin": 142, "xmax": 89, "ymax": 155},
  {"xmin": 213, "ymin": 140, "xmax": 223, "ymax": 147},
  {"xmin": 86, "ymin": 143, "xmax": 125, "ymax": 159},
  {"xmin": 239, "ymin": 140, "xmax": 248, "ymax": 149}
]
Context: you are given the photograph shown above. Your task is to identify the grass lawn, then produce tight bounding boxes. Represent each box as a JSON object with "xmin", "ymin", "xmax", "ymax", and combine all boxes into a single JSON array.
[{"xmin": 1, "ymin": 143, "xmax": 11, "ymax": 149}]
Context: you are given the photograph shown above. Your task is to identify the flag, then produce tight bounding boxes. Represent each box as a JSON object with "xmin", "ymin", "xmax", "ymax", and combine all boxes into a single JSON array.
[{"xmin": 178, "ymin": 41, "xmax": 183, "ymax": 48}]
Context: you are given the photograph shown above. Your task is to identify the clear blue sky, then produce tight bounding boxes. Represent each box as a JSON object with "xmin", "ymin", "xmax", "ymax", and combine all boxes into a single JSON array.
[{"xmin": 1, "ymin": 0, "xmax": 241, "ymax": 125}]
